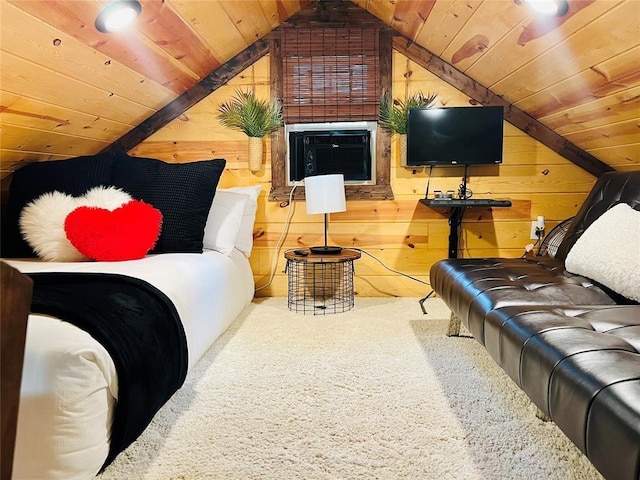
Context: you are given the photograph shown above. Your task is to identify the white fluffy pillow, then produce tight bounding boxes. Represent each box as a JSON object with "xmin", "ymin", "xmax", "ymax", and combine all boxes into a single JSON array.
[
  {"xmin": 81, "ymin": 185, "xmax": 132, "ymax": 210},
  {"xmin": 219, "ymin": 185, "xmax": 261, "ymax": 256},
  {"xmin": 565, "ymin": 203, "xmax": 640, "ymax": 302},
  {"xmin": 19, "ymin": 186, "xmax": 132, "ymax": 262},
  {"xmin": 203, "ymin": 190, "xmax": 249, "ymax": 256},
  {"xmin": 19, "ymin": 192, "xmax": 86, "ymax": 262}
]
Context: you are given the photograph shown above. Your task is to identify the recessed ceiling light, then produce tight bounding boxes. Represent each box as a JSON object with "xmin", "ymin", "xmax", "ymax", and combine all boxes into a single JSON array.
[
  {"xmin": 95, "ymin": 0, "xmax": 142, "ymax": 33},
  {"xmin": 523, "ymin": 0, "xmax": 569, "ymax": 16}
]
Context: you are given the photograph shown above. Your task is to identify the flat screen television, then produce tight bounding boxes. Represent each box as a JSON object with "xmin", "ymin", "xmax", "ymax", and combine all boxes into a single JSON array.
[{"xmin": 407, "ymin": 106, "xmax": 504, "ymax": 166}]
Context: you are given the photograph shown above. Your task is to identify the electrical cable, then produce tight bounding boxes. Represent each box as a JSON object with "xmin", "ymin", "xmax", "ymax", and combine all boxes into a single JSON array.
[
  {"xmin": 352, "ymin": 247, "xmax": 431, "ymax": 286},
  {"xmin": 521, "ymin": 231, "xmax": 542, "ymax": 258},
  {"xmin": 424, "ymin": 165, "xmax": 434, "ymax": 199},
  {"xmin": 255, "ymin": 183, "xmax": 299, "ymax": 292},
  {"xmin": 458, "ymin": 180, "xmax": 473, "ymax": 199}
]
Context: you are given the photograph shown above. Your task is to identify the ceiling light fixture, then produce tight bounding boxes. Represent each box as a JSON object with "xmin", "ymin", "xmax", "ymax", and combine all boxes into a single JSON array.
[
  {"xmin": 95, "ymin": 0, "xmax": 142, "ymax": 33},
  {"xmin": 522, "ymin": 0, "xmax": 569, "ymax": 16}
]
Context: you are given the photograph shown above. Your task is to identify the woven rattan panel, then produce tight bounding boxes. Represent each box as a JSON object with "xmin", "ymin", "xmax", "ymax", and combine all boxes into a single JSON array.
[{"xmin": 282, "ymin": 27, "xmax": 380, "ymax": 123}]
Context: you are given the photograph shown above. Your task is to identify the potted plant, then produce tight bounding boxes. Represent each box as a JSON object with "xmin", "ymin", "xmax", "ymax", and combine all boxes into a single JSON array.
[
  {"xmin": 217, "ymin": 89, "xmax": 283, "ymax": 172},
  {"xmin": 378, "ymin": 91, "xmax": 438, "ymax": 166}
]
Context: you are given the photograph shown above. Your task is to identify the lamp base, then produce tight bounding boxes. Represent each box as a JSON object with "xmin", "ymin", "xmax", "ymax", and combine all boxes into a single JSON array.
[{"xmin": 309, "ymin": 245, "xmax": 343, "ymax": 255}]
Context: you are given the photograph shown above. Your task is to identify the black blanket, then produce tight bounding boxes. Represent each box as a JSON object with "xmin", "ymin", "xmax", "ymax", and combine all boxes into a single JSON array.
[{"xmin": 27, "ymin": 272, "xmax": 188, "ymax": 468}]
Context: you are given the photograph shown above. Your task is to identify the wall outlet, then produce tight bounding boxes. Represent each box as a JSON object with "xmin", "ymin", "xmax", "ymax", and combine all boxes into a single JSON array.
[{"xmin": 530, "ymin": 221, "xmax": 544, "ymax": 240}]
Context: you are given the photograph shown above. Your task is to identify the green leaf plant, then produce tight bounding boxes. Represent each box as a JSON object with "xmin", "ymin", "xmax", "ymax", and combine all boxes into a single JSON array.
[
  {"xmin": 217, "ymin": 89, "xmax": 283, "ymax": 138},
  {"xmin": 378, "ymin": 91, "xmax": 439, "ymax": 135}
]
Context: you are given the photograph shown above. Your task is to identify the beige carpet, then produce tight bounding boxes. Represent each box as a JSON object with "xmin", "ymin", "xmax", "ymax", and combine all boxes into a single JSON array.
[{"xmin": 99, "ymin": 297, "xmax": 602, "ymax": 479}]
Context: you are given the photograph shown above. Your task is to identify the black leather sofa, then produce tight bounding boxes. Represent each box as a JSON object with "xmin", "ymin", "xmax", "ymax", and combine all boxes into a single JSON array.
[{"xmin": 430, "ymin": 171, "xmax": 640, "ymax": 480}]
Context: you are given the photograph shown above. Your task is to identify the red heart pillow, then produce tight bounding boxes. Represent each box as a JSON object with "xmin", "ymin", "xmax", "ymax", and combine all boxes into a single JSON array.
[{"xmin": 65, "ymin": 200, "xmax": 162, "ymax": 261}]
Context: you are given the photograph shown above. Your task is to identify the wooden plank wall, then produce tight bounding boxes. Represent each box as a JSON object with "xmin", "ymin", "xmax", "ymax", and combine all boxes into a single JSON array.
[{"xmin": 130, "ymin": 52, "xmax": 597, "ymax": 298}]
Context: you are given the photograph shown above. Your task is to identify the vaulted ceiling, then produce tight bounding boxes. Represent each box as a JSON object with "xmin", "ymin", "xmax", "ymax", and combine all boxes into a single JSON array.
[{"xmin": 1, "ymin": 0, "xmax": 638, "ymax": 179}]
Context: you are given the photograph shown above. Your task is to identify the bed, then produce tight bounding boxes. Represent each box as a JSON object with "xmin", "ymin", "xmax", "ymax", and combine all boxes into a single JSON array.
[
  {"xmin": 6, "ymin": 249, "xmax": 254, "ymax": 479},
  {"xmin": 0, "ymin": 153, "xmax": 262, "ymax": 479}
]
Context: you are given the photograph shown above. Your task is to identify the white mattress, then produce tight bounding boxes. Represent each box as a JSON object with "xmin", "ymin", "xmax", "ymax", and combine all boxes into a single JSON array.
[{"xmin": 6, "ymin": 249, "xmax": 254, "ymax": 480}]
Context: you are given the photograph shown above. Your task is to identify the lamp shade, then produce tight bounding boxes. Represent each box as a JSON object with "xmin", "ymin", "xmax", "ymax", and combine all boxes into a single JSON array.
[{"xmin": 304, "ymin": 174, "xmax": 346, "ymax": 215}]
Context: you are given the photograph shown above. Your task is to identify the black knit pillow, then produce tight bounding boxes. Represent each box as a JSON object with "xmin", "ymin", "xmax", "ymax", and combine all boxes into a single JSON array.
[
  {"xmin": 111, "ymin": 154, "xmax": 226, "ymax": 253},
  {"xmin": 1, "ymin": 154, "xmax": 117, "ymax": 258}
]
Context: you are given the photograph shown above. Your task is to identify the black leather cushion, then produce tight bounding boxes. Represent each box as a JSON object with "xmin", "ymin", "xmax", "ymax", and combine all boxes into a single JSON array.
[
  {"xmin": 111, "ymin": 154, "xmax": 226, "ymax": 254},
  {"xmin": 430, "ymin": 257, "xmax": 616, "ymax": 345},
  {"xmin": 484, "ymin": 306, "xmax": 596, "ymax": 386},
  {"xmin": 556, "ymin": 170, "xmax": 640, "ymax": 260},
  {"xmin": 483, "ymin": 305, "xmax": 640, "ymax": 480},
  {"xmin": 1, "ymin": 155, "xmax": 117, "ymax": 258},
  {"xmin": 523, "ymin": 325, "xmax": 639, "ymax": 414},
  {"xmin": 586, "ymin": 380, "xmax": 640, "ymax": 480},
  {"xmin": 549, "ymin": 350, "xmax": 640, "ymax": 450},
  {"xmin": 484, "ymin": 305, "xmax": 639, "ymax": 408}
]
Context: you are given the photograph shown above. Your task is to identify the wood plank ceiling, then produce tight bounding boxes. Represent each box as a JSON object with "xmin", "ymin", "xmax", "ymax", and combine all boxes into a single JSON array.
[{"xmin": 1, "ymin": 0, "xmax": 638, "ymax": 178}]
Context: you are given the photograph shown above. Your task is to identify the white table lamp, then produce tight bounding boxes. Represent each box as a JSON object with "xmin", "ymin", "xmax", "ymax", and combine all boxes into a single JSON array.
[{"xmin": 304, "ymin": 174, "xmax": 346, "ymax": 254}]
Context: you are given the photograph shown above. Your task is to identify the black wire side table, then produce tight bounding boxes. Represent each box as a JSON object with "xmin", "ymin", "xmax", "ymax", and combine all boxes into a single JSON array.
[{"xmin": 284, "ymin": 248, "xmax": 361, "ymax": 315}]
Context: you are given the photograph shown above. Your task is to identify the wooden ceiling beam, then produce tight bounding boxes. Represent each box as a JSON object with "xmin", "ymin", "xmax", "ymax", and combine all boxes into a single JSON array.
[
  {"xmin": 393, "ymin": 36, "xmax": 614, "ymax": 178},
  {"xmin": 102, "ymin": 39, "xmax": 269, "ymax": 156}
]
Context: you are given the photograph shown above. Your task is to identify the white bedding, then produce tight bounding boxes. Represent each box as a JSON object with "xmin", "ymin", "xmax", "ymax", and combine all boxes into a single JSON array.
[{"xmin": 6, "ymin": 249, "xmax": 254, "ymax": 480}]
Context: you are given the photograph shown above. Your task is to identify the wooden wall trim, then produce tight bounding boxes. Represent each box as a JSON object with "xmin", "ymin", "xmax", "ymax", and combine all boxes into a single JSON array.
[
  {"xmin": 269, "ymin": 35, "xmax": 286, "ymax": 195},
  {"xmin": 270, "ymin": 184, "xmax": 394, "ymax": 202},
  {"xmin": 1, "ymin": 262, "xmax": 32, "ymax": 480},
  {"xmin": 102, "ymin": 39, "xmax": 270, "ymax": 155},
  {"xmin": 392, "ymin": 37, "xmax": 614, "ymax": 178},
  {"xmin": 376, "ymin": 28, "xmax": 393, "ymax": 188}
]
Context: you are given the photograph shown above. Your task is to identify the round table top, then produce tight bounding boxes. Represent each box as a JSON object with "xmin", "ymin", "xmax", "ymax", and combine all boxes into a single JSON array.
[{"xmin": 284, "ymin": 248, "xmax": 361, "ymax": 263}]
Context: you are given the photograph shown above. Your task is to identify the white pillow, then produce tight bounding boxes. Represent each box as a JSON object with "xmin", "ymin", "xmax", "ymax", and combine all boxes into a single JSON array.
[
  {"xmin": 203, "ymin": 190, "xmax": 249, "ymax": 256},
  {"xmin": 19, "ymin": 186, "xmax": 132, "ymax": 262},
  {"xmin": 20, "ymin": 191, "xmax": 86, "ymax": 262},
  {"xmin": 220, "ymin": 185, "xmax": 261, "ymax": 256},
  {"xmin": 565, "ymin": 203, "xmax": 640, "ymax": 302},
  {"xmin": 81, "ymin": 185, "xmax": 132, "ymax": 210}
]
